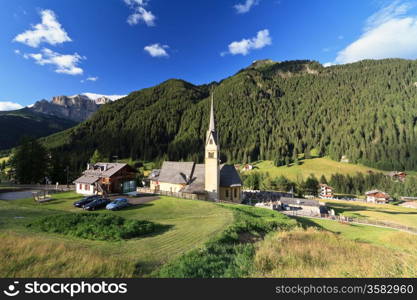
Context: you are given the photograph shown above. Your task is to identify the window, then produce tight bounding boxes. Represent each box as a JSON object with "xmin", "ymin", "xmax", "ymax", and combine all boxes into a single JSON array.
[
  {"xmin": 85, "ymin": 184, "xmax": 90, "ymax": 191},
  {"xmin": 79, "ymin": 184, "xmax": 82, "ymax": 190},
  {"xmin": 209, "ymin": 139, "xmax": 213, "ymax": 144},
  {"xmin": 208, "ymin": 152, "xmax": 214, "ymax": 158},
  {"xmin": 234, "ymin": 188, "xmax": 237, "ymax": 198},
  {"xmin": 225, "ymin": 189, "xmax": 229, "ymax": 199}
]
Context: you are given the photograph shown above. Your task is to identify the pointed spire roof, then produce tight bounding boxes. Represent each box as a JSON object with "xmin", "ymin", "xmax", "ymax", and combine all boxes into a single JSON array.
[{"xmin": 209, "ymin": 93, "xmax": 215, "ymax": 132}]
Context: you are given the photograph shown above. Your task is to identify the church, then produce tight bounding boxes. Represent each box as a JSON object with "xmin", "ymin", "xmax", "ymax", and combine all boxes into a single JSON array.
[{"xmin": 149, "ymin": 96, "xmax": 242, "ymax": 203}]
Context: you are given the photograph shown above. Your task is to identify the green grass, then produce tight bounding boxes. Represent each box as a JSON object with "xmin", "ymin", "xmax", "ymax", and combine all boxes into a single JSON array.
[
  {"xmin": 323, "ymin": 199, "xmax": 417, "ymax": 228},
  {"xmin": 0, "ymin": 192, "xmax": 233, "ymax": 277},
  {"xmin": 155, "ymin": 204, "xmax": 297, "ymax": 278},
  {"xmin": 252, "ymin": 228, "xmax": 417, "ymax": 277},
  {"xmin": 248, "ymin": 157, "xmax": 383, "ymax": 181},
  {"xmin": 295, "ymin": 217, "xmax": 417, "ymax": 252}
]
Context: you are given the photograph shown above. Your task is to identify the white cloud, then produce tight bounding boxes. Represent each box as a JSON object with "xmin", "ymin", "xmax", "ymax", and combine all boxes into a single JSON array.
[
  {"xmin": 23, "ymin": 48, "xmax": 85, "ymax": 75},
  {"xmin": 86, "ymin": 76, "xmax": 98, "ymax": 82},
  {"xmin": 323, "ymin": 62, "xmax": 334, "ymax": 67},
  {"xmin": 144, "ymin": 43, "xmax": 169, "ymax": 57},
  {"xmin": 13, "ymin": 9, "xmax": 71, "ymax": 48},
  {"xmin": 0, "ymin": 101, "xmax": 23, "ymax": 111},
  {"xmin": 124, "ymin": 0, "xmax": 156, "ymax": 26},
  {"xmin": 234, "ymin": 0, "xmax": 259, "ymax": 14},
  {"xmin": 223, "ymin": 29, "xmax": 271, "ymax": 56},
  {"xmin": 335, "ymin": 1, "xmax": 417, "ymax": 64},
  {"xmin": 14, "ymin": 49, "xmax": 21, "ymax": 55}
]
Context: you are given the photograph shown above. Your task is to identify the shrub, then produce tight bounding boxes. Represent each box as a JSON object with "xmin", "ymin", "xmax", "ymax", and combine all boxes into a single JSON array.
[{"xmin": 27, "ymin": 213, "xmax": 159, "ymax": 241}]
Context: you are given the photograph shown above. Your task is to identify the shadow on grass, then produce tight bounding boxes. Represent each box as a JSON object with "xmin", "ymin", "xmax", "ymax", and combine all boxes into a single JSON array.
[
  {"xmin": 141, "ymin": 223, "xmax": 174, "ymax": 239},
  {"xmin": 291, "ymin": 216, "xmax": 325, "ymax": 230},
  {"xmin": 122, "ymin": 203, "xmax": 154, "ymax": 211}
]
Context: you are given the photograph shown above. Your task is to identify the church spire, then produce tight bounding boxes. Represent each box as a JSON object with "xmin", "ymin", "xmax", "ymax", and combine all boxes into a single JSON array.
[{"xmin": 209, "ymin": 93, "xmax": 215, "ymax": 132}]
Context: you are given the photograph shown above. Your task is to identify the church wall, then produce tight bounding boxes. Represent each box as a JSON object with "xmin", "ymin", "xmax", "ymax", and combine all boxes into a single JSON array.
[
  {"xmin": 159, "ymin": 182, "xmax": 185, "ymax": 193},
  {"xmin": 219, "ymin": 186, "xmax": 242, "ymax": 203}
]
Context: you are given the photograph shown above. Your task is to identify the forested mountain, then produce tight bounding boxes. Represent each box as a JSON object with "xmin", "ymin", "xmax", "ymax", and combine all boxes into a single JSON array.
[
  {"xmin": 0, "ymin": 108, "xmax": 76, "ymax": 150},
  {"xmin": 42, "ymin": 58, "xmax": 417, "ymax": 172}
]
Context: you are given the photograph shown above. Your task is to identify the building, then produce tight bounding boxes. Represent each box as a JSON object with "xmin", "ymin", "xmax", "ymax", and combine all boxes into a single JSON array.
[
  {"xmin": 319, "ymin": 184, "xmax": 334, "ymax": 198},
  {"xmin": 387, "ymin": 171, "xmax": 407, "ymax": 182},
  {"xmin": 279, "ymin": 197, "xmax": 325, "ymax": 215},
  {"xmin": 149, "ymin": 95, "xmax": 242, "ymax": 202},
  {"xmin": 365, "ymin": 190, "xmax": 391, "ymax": 204},
  {"xmin": 242, "ymin": 164, "xmax": 254, "ymax": 171},
  {"xmin": 74, "ymin": 163, "xmax": 137, "ymax": 195}
]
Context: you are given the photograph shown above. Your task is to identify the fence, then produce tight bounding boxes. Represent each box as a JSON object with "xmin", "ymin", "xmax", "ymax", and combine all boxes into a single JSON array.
[
  {"xmin": 283, "ymin": 210, "xmax": 417, "ymax": 235},
  {"xmin": 137, "ymin": 187, "xmax": 205, "ymax": 200},
  {"xmin": 137, "ymin": 187, "xmax": 243, "ymax": 204}
]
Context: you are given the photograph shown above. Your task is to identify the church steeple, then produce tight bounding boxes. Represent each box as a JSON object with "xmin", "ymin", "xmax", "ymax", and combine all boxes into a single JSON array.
[
  {"xmin": 209, "ymin": 94, "xmax": 215, "ymax": 132},
  {"xmin": 205, "ymin": 93, "xmax": 220, "ymax": 200}
]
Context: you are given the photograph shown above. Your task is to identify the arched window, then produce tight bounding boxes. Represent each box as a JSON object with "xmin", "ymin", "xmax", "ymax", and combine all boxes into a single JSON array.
[{"xmin": 208, "ymin": 152, "xmax": 214, "ymax": 158}]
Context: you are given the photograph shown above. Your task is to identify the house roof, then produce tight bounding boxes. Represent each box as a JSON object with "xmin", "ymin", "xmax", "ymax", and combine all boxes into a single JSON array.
[
  {"xmin": 157, "ymin": 161, "xmax": 242, "ymax": 190},
  {"xmin": 74, "ymin": 175, "xmax": 100, "ymax": 184},
  {"xmin": 148, "ymin": 169, "xmax": 160, "ymax": 180},
  {"xmin": 365, "ymin": 189, "xmax": 388, "ymax": 195},
  {"xmin": 83, "ymin": 163, "xmax": 134, "ymax": 178},
  {"xmin": 280, "ymin": 197, "xmax": 321, "ymax": 207}
]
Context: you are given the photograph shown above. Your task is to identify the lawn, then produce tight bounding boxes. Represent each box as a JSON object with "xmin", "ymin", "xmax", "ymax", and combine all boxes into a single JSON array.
[
  {"xmin": 323, "ymin": 199, "xmax": 417, "ymax": 228},
  {"xmin": 0, "ymin": 192, "xmax": 233, "ymax": 277},
  {"xmin": 252, "ymin": 228, "xmax": 417, "ymax": 277},
  {"xmin": 296, "ymin": 217, "xmax": 417, "ymax": 254},
  {"xmin": 248, "ymin": 157, "xmax": 383, "ymax": 181}
]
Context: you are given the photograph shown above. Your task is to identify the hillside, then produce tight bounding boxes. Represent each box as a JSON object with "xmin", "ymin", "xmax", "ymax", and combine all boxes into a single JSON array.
[
  {"xmin": 245, "ymin": 158, "xmax": 383, "ymax": 182},
  {"xmin": 41, "ymin": 59, "xmax": 417, "ymax": 172},
  {"xmin": 0, "ymin": 108, "xmax": 76, "ymax": 150}
]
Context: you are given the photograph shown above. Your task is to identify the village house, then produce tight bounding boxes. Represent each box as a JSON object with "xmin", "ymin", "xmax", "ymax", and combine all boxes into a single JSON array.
[
  {"xmin": 74, "ymin": 163, "xmax": 137, "ymax": 195},
  {"xmin": 387, "ymin": 171, "xmax": 407, "ymax": 182},
  {"xmin": 365, "ymin": 190, "xmax": 391, "ymax": 204},
  {"xmin": 149, "ymin": 96, "xmax": 243, "ymax": 203},
  {"xmin": 319, "ymin": 183, "xmax": 334, "ymax": 198},
  {"xmin": 242, "ymin": 164, "xmax": 254, "ymax": 171}
]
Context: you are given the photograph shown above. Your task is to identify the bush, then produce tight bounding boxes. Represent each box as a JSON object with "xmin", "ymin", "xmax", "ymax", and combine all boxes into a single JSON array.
[{"xmin": 27, "ymin": 213, "xmax": 159, "ymax": 241}]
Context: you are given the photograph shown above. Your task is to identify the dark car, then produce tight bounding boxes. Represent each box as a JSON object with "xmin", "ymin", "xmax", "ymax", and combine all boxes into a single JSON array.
[
  {"xmin": 73, "ymin": 195, "xmax": 101, "ymax": 208},
  {"xmin": 83, "ymin": 198, "xmax": 111, "ymax": 211}
]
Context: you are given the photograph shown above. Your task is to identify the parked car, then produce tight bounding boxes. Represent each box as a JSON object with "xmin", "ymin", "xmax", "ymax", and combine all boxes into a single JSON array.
[
  {"xmin": 73, "ymin": 195, "xmax": 101, "ymax": 208},
  {"xmin": 83, "ymin": 198, "xmax": 111, "ymax": 211},
  {"xmin": 106, "ymin": 198, "xmax": 130, "ymax": 211}
]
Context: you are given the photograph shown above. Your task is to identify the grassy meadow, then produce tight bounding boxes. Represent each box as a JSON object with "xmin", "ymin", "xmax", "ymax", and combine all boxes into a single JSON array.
[
  {"xmin": 252, "ymin": 228, "xmax": 417, "ymax": 278},
  {"xmin": 247, "ymin": 158, "xmax": 383, "ymax": 181},
  {"xmin": 0, "ymin": 192, "xmax": 233, "ymax": 277},
  {"xmin": 2, "ymin": 190, "xmax": 417, "ymax": 278},
  {"xmin": 323, "ymin": 199, "xmax": 417, "ymax": 228}
]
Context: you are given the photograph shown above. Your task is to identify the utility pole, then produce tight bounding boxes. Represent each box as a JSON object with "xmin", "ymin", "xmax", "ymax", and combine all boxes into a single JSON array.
[{"xmin": 65, "ymin": 166, "xmax": 69, "ymax": 188}]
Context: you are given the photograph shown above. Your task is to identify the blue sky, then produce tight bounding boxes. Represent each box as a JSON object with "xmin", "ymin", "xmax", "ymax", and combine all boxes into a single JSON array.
[{"xmin": 1, "ymin": 0, "xmax": 417, "ymax": 109}]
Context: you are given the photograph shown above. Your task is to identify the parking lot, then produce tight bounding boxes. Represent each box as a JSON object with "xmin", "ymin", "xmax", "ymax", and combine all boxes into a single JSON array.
[{"xmin": 108, "ymin": 193, "xmax": 160, "ymax": 206}]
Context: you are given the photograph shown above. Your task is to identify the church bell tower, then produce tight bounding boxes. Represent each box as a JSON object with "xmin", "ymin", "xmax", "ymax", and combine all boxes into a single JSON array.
[{"xmin": 205, "ymin": 94, "xmax": 220, "ymax": 200}]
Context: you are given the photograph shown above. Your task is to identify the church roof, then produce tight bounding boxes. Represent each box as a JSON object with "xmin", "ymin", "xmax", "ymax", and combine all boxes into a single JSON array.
[
  {"xmin": 220, "ymin": 164, "xmax": 242, "ymax": 187},
  {"xmin": 157, "ymin": 161, "xmax": 242, "ymax": 191},
  {"xmin": 158, "ymin": 161, "xmax": 195, "ymax": 184}
]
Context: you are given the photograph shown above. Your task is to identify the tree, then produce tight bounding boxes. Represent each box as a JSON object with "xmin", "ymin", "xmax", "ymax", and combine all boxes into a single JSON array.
[
  {"xmin": 303, "ymin": 174, "xmax": 319, "ymax": 196},
  {"xmin": 319, "ymin": 175, "xmax": 328, "ymax": 184},
  {"xmin": 274, "ymin": 175, "xmax": 292, "ymax": 192},
  {"xmin": 90, "ymin": 149, "xmax": 105, "ymax": 164},
  {"xmin": 10, "ymin": 137, "xmax": 48, "ymax": 184}
]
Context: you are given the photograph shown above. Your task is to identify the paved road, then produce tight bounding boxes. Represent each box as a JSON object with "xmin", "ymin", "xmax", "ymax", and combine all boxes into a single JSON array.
[{"xmin": 0, "ymin": 190, "xmax": 40, "ymax": 200}]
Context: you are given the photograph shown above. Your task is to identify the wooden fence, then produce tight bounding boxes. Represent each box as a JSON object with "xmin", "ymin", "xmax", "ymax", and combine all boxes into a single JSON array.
[{"xmin": 283, "ymin": 210, "xmax": 417, "ymax": 235}]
